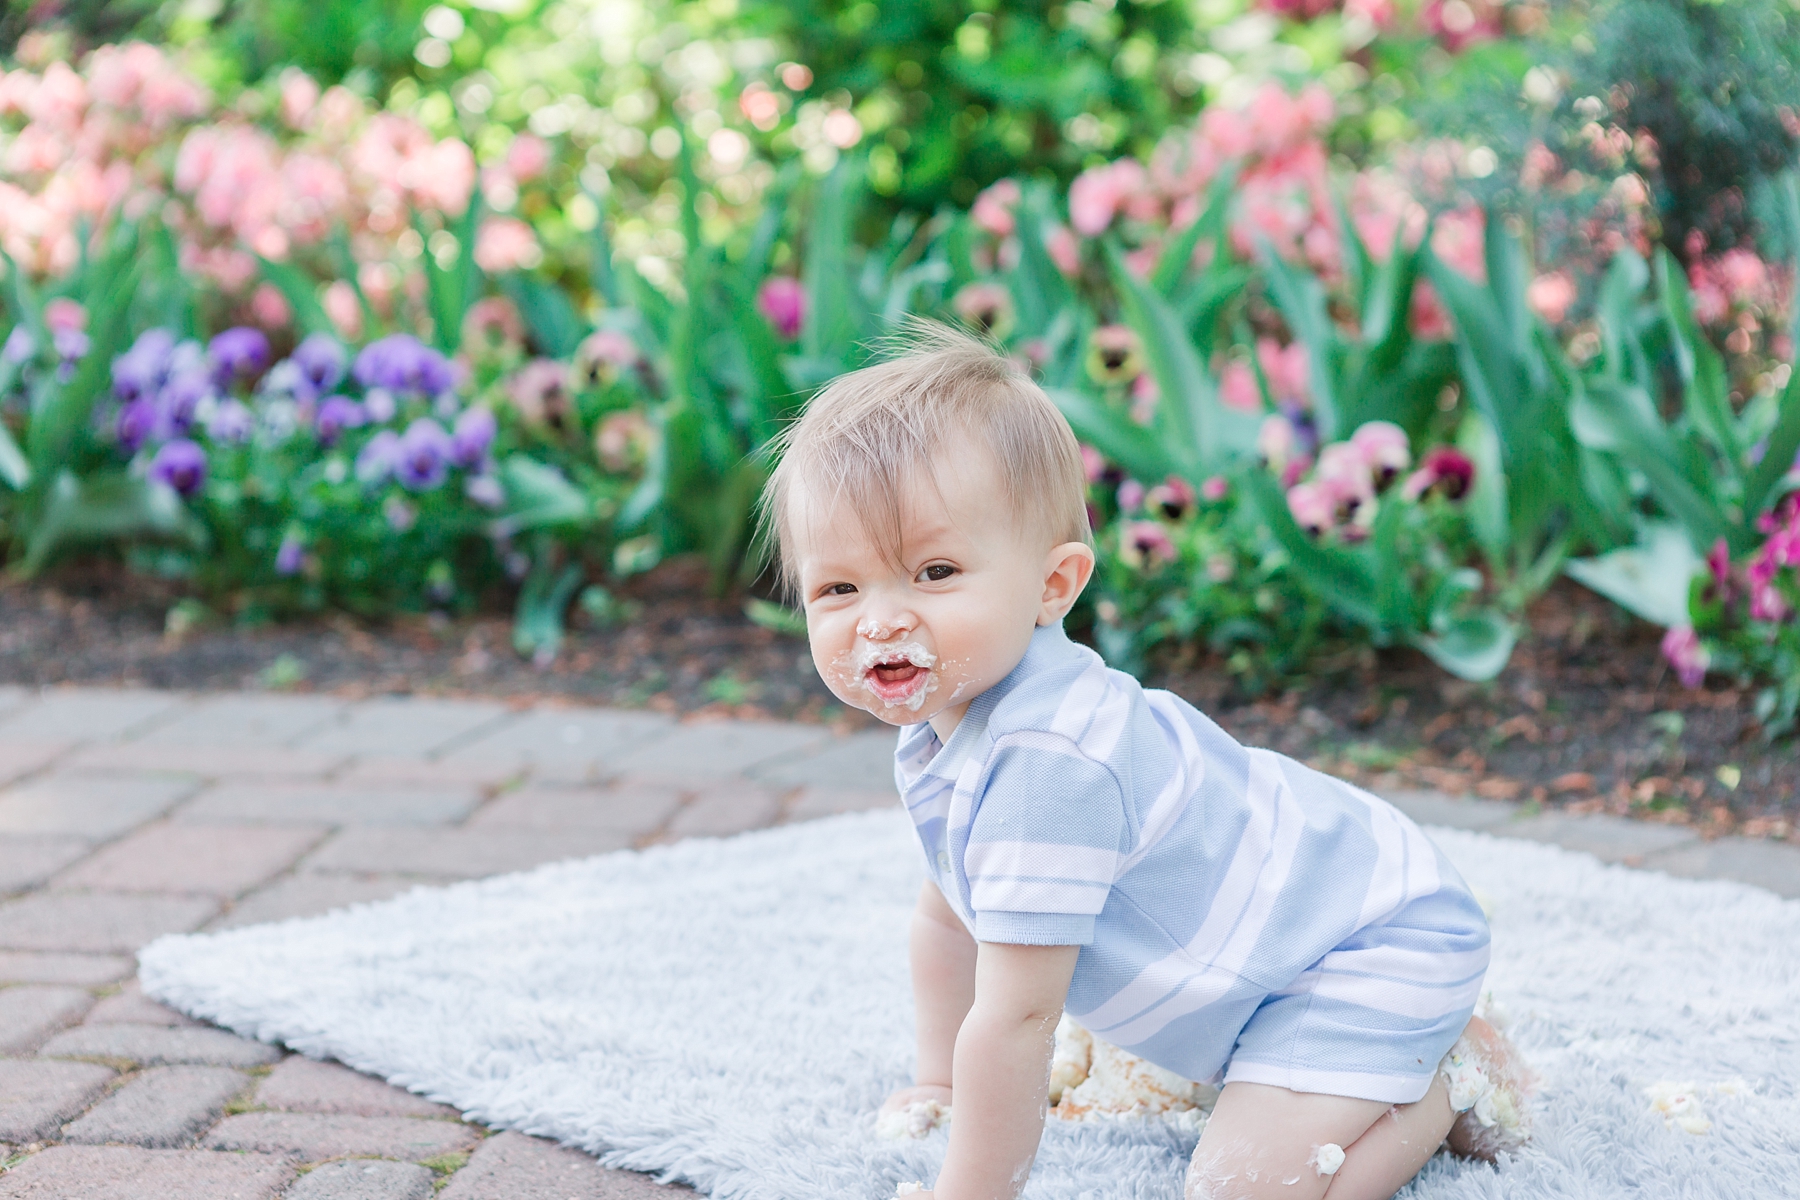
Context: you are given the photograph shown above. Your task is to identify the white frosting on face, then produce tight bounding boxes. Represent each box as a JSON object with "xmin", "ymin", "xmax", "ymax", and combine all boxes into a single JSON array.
[
  {"xmin": 837, "ymin": 640, "xmax": 941, "ymax": 713},
  {"xmin": 850, "ymin": 640, "xmax": 937, "ymax": 673}
]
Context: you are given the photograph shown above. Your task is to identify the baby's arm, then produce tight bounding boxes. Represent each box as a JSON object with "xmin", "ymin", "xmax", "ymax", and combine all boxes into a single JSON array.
[
  {"xmin": 885, "ymin": 881, "xmax": 976, "ymax": 1112},
  {"xmin": 933, "ymin": 940, "xmax": 1079, "ymax": 1200}
]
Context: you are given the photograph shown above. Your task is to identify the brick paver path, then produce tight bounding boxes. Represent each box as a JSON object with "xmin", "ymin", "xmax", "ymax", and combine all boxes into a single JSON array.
[{"xmin": 0, "ymin": 684, "xmax": 1792, "ymax": 1198}]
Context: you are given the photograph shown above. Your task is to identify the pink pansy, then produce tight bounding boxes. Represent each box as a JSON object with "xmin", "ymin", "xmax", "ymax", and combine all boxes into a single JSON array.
[
  {"xmin": 1258, "ymin": 413, "xmax": 1299, "ymax": 471},
  {"xmin": 1220, "ymin": 360, "xmax": 1261, "ymax": 412},
  {"xmin": 250, "ymin": 283, "xmax": 292, "ymax": 330},
  {"xmin": 953, "ymin": 282, "xmax": 1016, "ymax": 339},
  {"xmin": 1286, "ymin": 481, "xmax": 1335, "ymax": 535},
  {"xmin": 1130, "ymin": 372, "xmax": 1160, "ymax": 424},
  {"xmin": 1119, "ymin": 521, "xmax": 1178, "ymax": 569},
  {"xmin": 757, "ymin": 277, "xmax": 807, "ymax": 340},
  {"xmin": 1659, "ymin": 626, "xmax": 1710, "ymax": 690},
  {"xmin": 1080, "ymin": 444, "xmax": 1106, "ymax": 484},
  {"xmin": 1146, "ymin": 475, "xmax": 1197, "ymax": 519},
  {"xmin": 1349, "ymin": 420, "xmax": 1411, "ymax": 486},
  {"xmin": 1316, "ymin": 442, "xmax": 1374, "ymax": 507},
  {"xmin": 1527, "ymin": 272, "xmax": 1578, "ymax": 325},
  {"xmin": 473, "ymin": 217, "xmax": 541, "ymax": 272},
  {"xmin": 1201, "ymin": 475, "xmax": 1230, "ymax": 503},
  {"xmin": 971, "ymin": 179, "xmax": 1021, "ymax": 238},
  {"xmin": 1402, "ymin": 446, "xmax": 1476, "ymax": 501},
  {"xmin": 1117, "ymin": 479, "xmax": 1146, "ymax": 513}
]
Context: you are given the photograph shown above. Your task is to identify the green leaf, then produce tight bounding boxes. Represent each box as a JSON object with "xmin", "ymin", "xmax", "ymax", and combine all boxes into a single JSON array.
[
  {"xmin": 1456, "ymin": 409, "xmax": 1508, "ymax": 571},
  {"xmin": 1150, "ymin": 168, "xmax": 1235, "ymax": 298},
  {"xmin": 1106, "ymin": 244, "xmax": 1257, "ymax": 476},
  {"xmin": 1572, "ymin": 380, "xmax": 1733, "ymax": 552},
  {"xmin": 511, "ymin": 558, "xmax": 584, "ymax": 662},
  {"xmin": 492, "ymin": 454, "xmax": 593, "ymax": 537},
  {"xmin": 1242, "ymin": 469, "xmax": 1380, "ymax": 630},
  {"xmin": 745, "ymin": 597, "xmax": 808, "ymax": 638},
  {"xmin": 1045, "ymin": 387, "xmax": 1179, "ymax": 485},
  {"xmin": 256, "ymin": 256, "xmax": 333, "ymax": 336},
  {"xmin": 0, "ymin": 421, "xmax": 29, "ymax": 490},
  {"xmin": 22, "ymin": 470, "xmax": 201, "ymax": 574},
  {"xmin": 1256, "ymin": 243, "xmax": 1340, "ymax": 439},
  {"xmin": 802, "ymin": 157, "xmax": 864, "ymax": 362},
  {"xmin": 1595, "ymin": 247, "xmax": 1649, "ymax": 383},
  {"xmin": 1563, "ymin": 521, "xmax": 1700, "ymax": 628},
  {"xmin": 1654, "ymin": 248, "xmax": 1740, "ymax": 469},
  {"xmin": 1412, "ymin": 611, "xmax": 1517, "ymax": 682},
  {"xmin": 500, "ymin": 272, "xmax": 583, "ymax": 359}
]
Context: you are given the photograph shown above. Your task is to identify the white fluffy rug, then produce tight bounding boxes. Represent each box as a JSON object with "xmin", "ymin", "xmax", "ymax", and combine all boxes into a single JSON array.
[{"xmin": 140, "ymin": 811, "xmax": 1800, "ymax": 1200}]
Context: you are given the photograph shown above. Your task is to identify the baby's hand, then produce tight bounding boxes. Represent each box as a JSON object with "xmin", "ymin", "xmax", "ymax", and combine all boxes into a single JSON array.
[
  {"xmin": 881, "ymin": 1084, "xmax": 952, "ymax": 1114},
  {"xmin": 877, "ymin": 1084, "xmax": 953, "ymax": 1139}
]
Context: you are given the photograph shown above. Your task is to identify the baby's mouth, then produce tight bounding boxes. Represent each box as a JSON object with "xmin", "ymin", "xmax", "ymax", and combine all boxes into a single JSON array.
[{"xmin": 854, "ymin": 642, "xmax": 938, "ymax": 710}]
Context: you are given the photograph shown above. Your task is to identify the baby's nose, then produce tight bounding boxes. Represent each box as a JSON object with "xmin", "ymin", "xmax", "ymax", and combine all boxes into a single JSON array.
[{"xmin": 856, "ymin": 615, "xmax": 911, "ymax": 640}]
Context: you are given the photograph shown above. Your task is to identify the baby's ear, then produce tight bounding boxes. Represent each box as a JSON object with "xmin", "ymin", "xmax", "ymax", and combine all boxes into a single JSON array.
[{"xmin": 1039, "ymin": 542, "xmax": 1096, "ymax": 625}]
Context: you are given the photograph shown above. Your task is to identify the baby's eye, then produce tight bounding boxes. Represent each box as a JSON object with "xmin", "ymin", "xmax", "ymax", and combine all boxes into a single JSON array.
[
  {"xmin": 824, "ymin": 583, "xmax": 857, "ymax": 596},
  {"xmin": 917, "ymin": 564, "xmax": 956, "ymax": 583}
]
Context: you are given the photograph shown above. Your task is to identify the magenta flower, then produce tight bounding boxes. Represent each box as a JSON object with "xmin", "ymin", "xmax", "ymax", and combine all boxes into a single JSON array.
[
  {"xmin": 1201, "ymin": 475, "xmax": 1229, "ymax": 503},
  {"xmin": 1660, "ymin": 626, "xmax": 1710, "ymax": 690},
  {"xmin": 1146, "ymin": 476, "xmax": 1197, "ymax": 520},
  {"xmin": 148, "ymin": 438, "xmax": 207, "ymax": 497},
  {"xmin": 1401, "ymin": 446, "xmax": 1476, "ymax": 501},
  {"xmin": 1286, "ymin": 480, "xmax": 1335, "ymax": 535},
  {"xmin": 1706, "ymin": 538, "xmax": 1735, "ymax": 603},
  {"xmin": 1116, "ymin": 479, "xmax": 1146, "ymax": 513},
  {"xmin": 757, "ymin": 277, "xmax": 807, "ymax": 340}
]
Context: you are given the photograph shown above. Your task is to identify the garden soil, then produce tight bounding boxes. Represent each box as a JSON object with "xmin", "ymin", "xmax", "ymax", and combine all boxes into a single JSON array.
[{"xmin": 4, "ymin": 558, "xmax": 1793, "ymax": 839}]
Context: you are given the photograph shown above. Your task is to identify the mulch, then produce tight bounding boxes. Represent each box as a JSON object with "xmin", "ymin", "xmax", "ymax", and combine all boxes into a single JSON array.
[{"xmin": 4, "ymin": 558, "xmax": 1793, "ymax": 840}]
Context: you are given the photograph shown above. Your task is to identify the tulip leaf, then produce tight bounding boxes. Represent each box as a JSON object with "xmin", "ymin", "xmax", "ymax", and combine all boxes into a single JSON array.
[
  {"xmin": 802, "ymin": 157, "xmax": 863, "ymax": 362},
  {"xmin": 1255, "ymin": 242, "xmax": 1340, "ymax": 440},
  {"xmin": 256, "ymin": 256, "xmax": 334, "ymax": 337},
  {"xmin": 1046, "ymin": 387, "xmax": 1179, "ymax": 485},
  {"xmin": 1411, "ymin": 611, "xmax": 1516, "ymax": 682},
  {"xmin": 493, "ymin": 454, "xmax": 594, "ymax": 537},
  {"xmin": 0, "ymin": 421, "xmax": 29, "ymax": 490},
  {"xmin": 1150, "ymin": 168, "xmax": 1235, "ymax": 299},
  {"xmin": 511, "ymin": 556, "xmax": 584, "ymax": 662},
  {"xmin": 500, "ymin": 272, "xmax": 583, "ymax": 360},
  {"xmin": 745, "ymin": 597, "xmax": 808, "ymax": 638},
  {"xmin": 1595, "ymin": 247, "xmax": 1649, "ymax": 383},
  {"xmin": 22, "ymin": 469, "xmax": 201, "ymax": 574},
  {"xmin": 1564, "ymin": 522, "xmax": 1699, "ymax": 629},
  {"xmin": 1654, "ymin": 248, "xmax": 1741, "ymax": 471},
  {"xmin": 1242, "ymin": 470, "xmax": 1380, "ymax": 631},
  {"xmin": 1456, "ymin": 409, "xmax": 1509, "ymax": 572}
]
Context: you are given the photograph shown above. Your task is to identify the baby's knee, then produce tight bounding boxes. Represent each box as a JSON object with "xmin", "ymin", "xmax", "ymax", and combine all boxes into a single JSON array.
[{"xmin": 1184, "ymin": 1144, "xmax": 1329, "ymax": 1200}]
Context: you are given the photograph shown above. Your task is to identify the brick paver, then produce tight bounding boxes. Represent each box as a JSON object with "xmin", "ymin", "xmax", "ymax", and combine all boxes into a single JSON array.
[
  {"xmin": 203, "ymin": 1112, "xmax": 479, "ymax": 1160},
  {"xmin": 0, "ymin": 953, "xmax": 132, "ymax": 987},
  {"xmin": 0, "ymin": 840, "xmax": 90, "ymax": 894},
  {"xmin": 0, "ymin": 1060, "xmax": 114, "ymax": 1142},
  {"xmin": 0, "ymin": 988, "xmax": 94, "ymax": 1054},
  {"xmin": 0, "ymin": 1145, "xmax": 292, "ymax": 1199},
  {"xmin": 211, "ymin": 875, "xmax": 419, "ymax": 930},
  {"xmin": 300, "ymin": 827, "xmax": 636, "ymax": 878},
  {"xmin": 54, "ymin": 824, "xmax": 325, "ymax": 897},
  {"xmin": 0, "ymin": 776, "xmax": 196, "ymax": 840},
  {"xmin": 0, "ymin": 893, "xmax": 219, "ymax": 954},
  {"xmin": 0, "ymin": 683, "xmax": 1794, "ymax": 1198},
  {"xmin": 254, "ymin": 1058, "xmax": 456, "ymax": 1118},
  {"xmin": 438, "ymin": 1132, "xmax": 691, "ymax": 1200},
  {"xmin": 61, "ymin": 1065, "xmax": 249, "ymax": 1148},
  {"xmin": 176, "ymin": 784, "xmax": 481, "ymax": 828},
  {"xmin": 284, "ymin": 1159, "xmax": 436, "ymax": 1200},
  {"xmin": 39, "ymin": 1025, "xmax": 281, "ymax": 1068},
  {"xmin": 464, "ymin": 784, "xmax": 684, "ymax": 836}
]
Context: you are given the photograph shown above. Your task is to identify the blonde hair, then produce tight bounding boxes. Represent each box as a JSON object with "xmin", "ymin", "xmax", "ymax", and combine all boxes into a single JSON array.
[{"xmin": 762, "ymin": 320, "xmax": 1090, "ymax": 594}]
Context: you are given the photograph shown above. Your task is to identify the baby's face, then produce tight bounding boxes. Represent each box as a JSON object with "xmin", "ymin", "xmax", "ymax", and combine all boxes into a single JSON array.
[{"xmin": 790, "ymin": 447, "xmax": 1065, "ymax": 737}]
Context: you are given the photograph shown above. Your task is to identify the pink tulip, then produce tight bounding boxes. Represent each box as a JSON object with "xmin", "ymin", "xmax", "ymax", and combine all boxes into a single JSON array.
[
  {"xmin": 251, "ymin": 283, "xmax": 292, "ymax": 330},
  {"xmin": 1119, "ymin": 521, "xmax": 1178, "ymax": 569},
  {"xmin": 1068, "ymin": 159, "xmax": 1146, "ymax": 237},
  {"xmin": 279, "ymin": 68, "xmax": 320, "ymax": 129},
  {"xmin": 1431, "ymin": 206, "xmax": 1487, "ymax": 283},
  {"xmin": 473, "ymin": 216, "xmax": 542, "ymax": 272},
  {"xmin": 1409, "ymin": 281, "xmax": 1454, "ymax": 341},
  {"xmin": 971, "ymin": 179, "xmax": 1020, "ymax": 238},
  {"xmin": 323, "ymin": 281, "xmax": 363, "ymax": 342},
  {"xmin": 1256, "ymin": 338, "xmax": 1310, "ymax": 405},
  {"xmin": 1220, "ymin": 361, "xmax": 1261, "ymax": 412},
  {"xmin": 43, "ymin": 298, "xmax": 85, "ymax": 333},
  {"xmin": 1044, "ymin": 223, "xmax": 1081, "ymax": 277},
  {"xmin": 1527, "ymin": 272, "xmax": 1578, "ymax": 326},
  {"xmin": 757, "ymin": 277, "xmax": 807, "ymax": 340}
]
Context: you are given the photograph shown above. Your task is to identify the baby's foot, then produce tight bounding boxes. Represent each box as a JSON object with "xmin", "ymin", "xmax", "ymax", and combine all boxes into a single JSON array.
[
  {"xmin": 1443, "ymin": 1016, "xmax": 1532, "ymax": 1159},
  {"xmin": 877, "ymin": 1085, "xmax": 953, "ymax": 1139}
]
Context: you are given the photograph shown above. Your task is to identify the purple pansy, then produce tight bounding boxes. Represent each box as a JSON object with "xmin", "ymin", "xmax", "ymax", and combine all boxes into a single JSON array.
[
  {"xmin": 148, "ymin": 438, "xmax": 207, "ymax": 497},
  {"xmin": 450, "ymin": 406, "xmax": 496, "ymax": 468},
  {"xmin": 157, "ymin": 369, "xmax": 214, "ymax": 439},
  {"xmin": 315, "ymin": 396, "xmax": 367, "ymax": 446},
  {"xmin": 291, "ymin": 334, "xmax": 347, "ymax": 393},
  {"xmin": 275, "ymin": 534, "xmax": 306, "ymax": 577},
  {"xmin": 3, "ymin": 326, "xmax": 34, "ymax": 364},
  {"xmin": 111, "ymin": 329, "xmax": 177, "ymax": 403},
  {"xmin": 352, "ymin": 334, "xmax": 455, "ymax": 396},
  {"xmin": 395, "ymin": 418, "xmax": 452, "ymax": 492},
  {"xmin": 115, "ymin": 399, "xmax": 158, "ymax": 453},
  {"xmin": 208, "ymin": 327, "xmax": 271, "ymax": 386},
  {"xmin": 355, "ymin": 430, "xmax": 402, "ymax": 485},
  {"xmin": 207, "ymin": 399, "xmax": 255, "ymax": 443},
  {"xmin": 464, "ymin": 473, "xmax": 504, "ymax": 508}
]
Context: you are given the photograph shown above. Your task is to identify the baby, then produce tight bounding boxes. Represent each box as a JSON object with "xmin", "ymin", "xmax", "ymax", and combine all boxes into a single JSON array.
[{"xmin": 763, "ymin": 324, "xmax": 1526, "ymax": 1200}]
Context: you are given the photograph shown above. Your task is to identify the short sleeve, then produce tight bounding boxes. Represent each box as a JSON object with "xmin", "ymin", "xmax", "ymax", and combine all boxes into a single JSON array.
[{"xmin": 961, "ymin": 731, "xmax": 1129, "ymax": 946}]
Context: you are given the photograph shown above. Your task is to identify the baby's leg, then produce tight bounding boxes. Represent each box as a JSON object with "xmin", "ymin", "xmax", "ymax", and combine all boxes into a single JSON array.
[{"xmin": 1185, "ymin": 1080, "xmax": 1455, "ymax": 1200}]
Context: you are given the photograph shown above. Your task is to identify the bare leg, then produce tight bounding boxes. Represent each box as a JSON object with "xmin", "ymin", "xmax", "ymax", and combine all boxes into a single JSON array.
[
  {"xmin": 1442, "ymin": 1016, "xmax": 1531, "ymax": 1161},
  {"xmin": 1185, "ymin": 1084, "xmax": 1390, "ymax": 1200},
  {"xmin": 1316, "ymin": 1073, "xmax": 1456, "ymax": 1200}
]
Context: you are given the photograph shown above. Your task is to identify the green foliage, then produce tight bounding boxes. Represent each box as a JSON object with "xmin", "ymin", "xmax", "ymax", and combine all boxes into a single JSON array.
[{"xmin": 188, "ymin": 0, "xmax": 439, "ymax": 90}]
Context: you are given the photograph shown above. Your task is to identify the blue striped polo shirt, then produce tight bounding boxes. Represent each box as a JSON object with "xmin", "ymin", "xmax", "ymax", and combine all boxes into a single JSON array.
[{"xmin": 894, "ymin": 623, "xmax": 1491, "ymax": 1098}]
